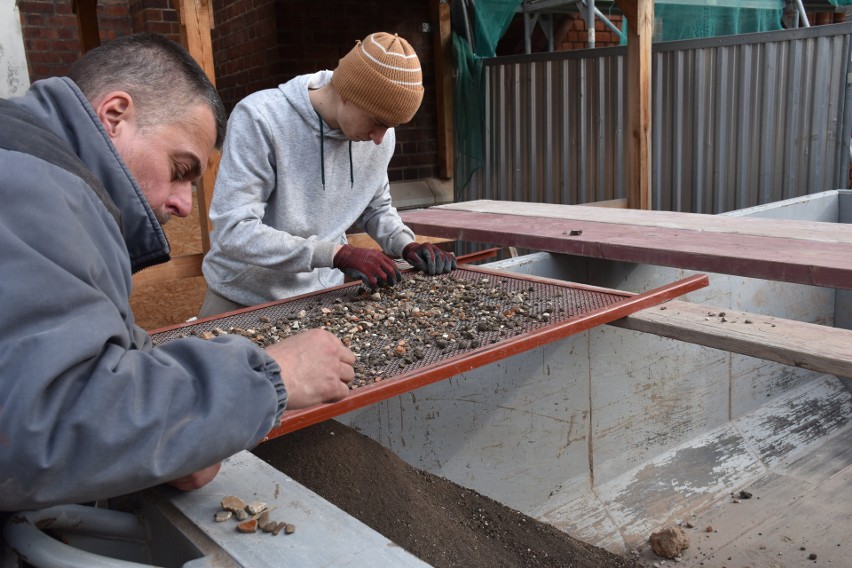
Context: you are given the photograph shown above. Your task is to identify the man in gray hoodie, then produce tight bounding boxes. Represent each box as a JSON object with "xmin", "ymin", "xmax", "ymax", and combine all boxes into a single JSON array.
[
  {"xmin": 200, "ymin": 32, "xmax": 456, "ymax": 317},
  {"xmin": 0, "ymin": 33, "xmax": 354, "ymax": 511}
]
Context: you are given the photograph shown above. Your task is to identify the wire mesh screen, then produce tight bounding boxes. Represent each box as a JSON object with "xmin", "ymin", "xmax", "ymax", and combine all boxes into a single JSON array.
[{"xmin": 150, "ymin": 267, "xmax": 629, "ymax": 389}]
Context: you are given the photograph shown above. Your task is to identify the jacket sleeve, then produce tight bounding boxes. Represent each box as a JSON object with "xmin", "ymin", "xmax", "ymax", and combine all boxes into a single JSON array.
[
  {"xmin": 357, "ymin": 129, "xmax": 416, "ymax": 257},
  {"xmin": 208, "ymin": 101, "xmax": 338, "ymax": 273},
  {"xmin": 0, "ymin": 160, "xmax": 286, "ymax": 511}
]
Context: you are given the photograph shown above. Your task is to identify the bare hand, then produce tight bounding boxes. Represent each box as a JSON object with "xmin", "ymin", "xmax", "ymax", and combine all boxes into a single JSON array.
[
  {"xmin": 265, "ymin": 328, "xmax": 354, "ymax": 410},
  {"xmin": 167, "ymin": 462, "xmax": 222, "ymax": 491}
]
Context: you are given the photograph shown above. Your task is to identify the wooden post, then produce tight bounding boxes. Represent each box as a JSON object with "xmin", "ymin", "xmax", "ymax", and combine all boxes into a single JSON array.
[
  {"xmin": 431, "ymin": 0, "xmax": 454, "ymax": 180},
  {"xmin": 175, "ymin": 0, "xmax": 219, "ymax": 253},
  {"xmin": 71, "ymin": 0, "xmax": 101, "ymax": 53},
  {"xmin": 614, "ymin": 0, "xmax": 653, "ymax": 210}
]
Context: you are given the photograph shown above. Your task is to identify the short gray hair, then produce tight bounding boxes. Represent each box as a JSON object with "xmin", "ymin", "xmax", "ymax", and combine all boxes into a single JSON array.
[{"xmin": 68, "ymin": 33, "xmax": 226, "ymax": 149}]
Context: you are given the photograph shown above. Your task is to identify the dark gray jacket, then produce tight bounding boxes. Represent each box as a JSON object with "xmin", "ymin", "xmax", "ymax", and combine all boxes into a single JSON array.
[{"xmin": 0, "ymin": 78, "xmax": 286, "ymax": 511}]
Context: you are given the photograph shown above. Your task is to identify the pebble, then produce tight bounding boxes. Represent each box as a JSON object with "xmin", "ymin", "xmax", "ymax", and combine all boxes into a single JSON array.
[
  {"xmin": 214, "ymin": 511, "xmax": 232, "ymax": 522},
  {"xmin": 246, "ymin": 501, "xmax": 267, "ymax": 515},
  {"xmin": 221, "ymin": 495, "xmax": 247, "ymax": 513},
  {"xmin": 168, "ymin": 272, "xmax": 593, "ymax": 390},
  {"xmin": 237, "ymin": 519, "xmax": 257, "ymax": 533}
]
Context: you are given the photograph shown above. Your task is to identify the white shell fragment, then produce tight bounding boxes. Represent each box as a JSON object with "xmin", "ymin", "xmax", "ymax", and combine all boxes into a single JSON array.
[{"xmin": 246, "ymin": 500, "xmax": 268, "ymax": 515}]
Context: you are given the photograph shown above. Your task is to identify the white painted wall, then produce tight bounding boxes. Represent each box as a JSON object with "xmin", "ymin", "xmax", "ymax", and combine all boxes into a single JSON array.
[{"xmin": 1, "ymin": 0, "xmax": 31, "ymax": 98}]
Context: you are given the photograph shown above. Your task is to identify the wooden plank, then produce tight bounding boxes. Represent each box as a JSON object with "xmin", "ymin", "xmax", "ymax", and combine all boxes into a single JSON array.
[
  {"xmin": 611, "ymin": 300, "xmax": 852, "ymax": 379},
  {"xmin": 175, "ymin": 0, "xmax": 219, "ymax": 254},
  {"xmin": 346, "ymin": 233, "xmax": 454, "ymax": 251},
  {"xmin": 431, "ymin": 0, "xmax": 454, "ymax": 179},
  {"xmin": 132, "ymin": 253, "xmax": 203, "ymax": 287},
  {"xmin": 614, "ymin": 0, "xmax": 653, "ymax": 210},
  {"xmin": 71, "ymin": 0, "xmax": 100, "ymax": 53},
  {"xmin": 398, "ymin": 206, "xmax": 852, "ymax": 290},
  {"xmin": 429, "ymin": 200, "xmax": 852, "ymax": 243}
]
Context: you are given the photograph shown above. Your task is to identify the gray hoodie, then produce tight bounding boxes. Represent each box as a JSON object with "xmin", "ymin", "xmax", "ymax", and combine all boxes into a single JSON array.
[{"xmin": 202, "ymin": 70, "xmax": 416, "ymax": 306}]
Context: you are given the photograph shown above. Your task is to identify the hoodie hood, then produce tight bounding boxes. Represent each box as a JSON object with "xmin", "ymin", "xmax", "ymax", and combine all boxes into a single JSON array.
[
  {"xmin": 11, "ymin": 77, "xmax": 170, "ymax": 272},
  {"xmin": 280, "ymin": 70, "xmax": 352, "ymax": 190}
]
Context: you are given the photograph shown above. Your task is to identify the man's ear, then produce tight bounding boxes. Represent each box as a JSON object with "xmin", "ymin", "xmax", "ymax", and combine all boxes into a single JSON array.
[{"xmin": 94, "ymin": 91, "xmax": 135, "ymax": 139}]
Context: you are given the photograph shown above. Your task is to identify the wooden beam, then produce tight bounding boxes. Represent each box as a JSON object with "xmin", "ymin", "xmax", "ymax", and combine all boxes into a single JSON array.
[
  {"xmin": 175, "ymin": 0, "xmax": 219, "ymax": 254},
  {"xmin": 612, "ymin": 300, "xmax": 852, "ymax": 379},
  {"xmin": 431, "ymin": 0, "xmax": 454, "ymax": 179},
  {"xmin": 614, "ymin": 0, "xmax": 653, "ymax": 210},
  {"xmin": 71, "ymin": 0, "xmax": 100, "ymax": 53},
  {"xmin": 346, "ymin": 233, "xmax": 454, "ymax": 251},
  {"xmin": 132, "ymin": 253, "xmax": 204, "ymax": 287},
  {"xmin": 399, "ymin": 201, "xmax": 852, "ymax": 290}
]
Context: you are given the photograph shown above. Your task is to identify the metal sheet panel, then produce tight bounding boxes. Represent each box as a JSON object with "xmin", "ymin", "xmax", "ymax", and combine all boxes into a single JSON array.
[{"xmin": 472, "ymin": 23, "xmax": 852, "ymax": 214}]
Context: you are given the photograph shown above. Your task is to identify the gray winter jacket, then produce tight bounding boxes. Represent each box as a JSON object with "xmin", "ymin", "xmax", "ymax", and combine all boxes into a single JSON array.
[
  {"xmin": 202, "ymin": 70, "xmax": 416, "ymax": 306},
  {"xmin": 0, "ymin": 78, "xmax": 286, "ymax": 511}
]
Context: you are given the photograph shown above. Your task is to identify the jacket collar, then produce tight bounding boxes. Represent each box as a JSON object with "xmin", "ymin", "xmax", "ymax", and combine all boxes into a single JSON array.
[{"xmin": 13, "ymin": 77, "xmax": 171, "ymax": 272}]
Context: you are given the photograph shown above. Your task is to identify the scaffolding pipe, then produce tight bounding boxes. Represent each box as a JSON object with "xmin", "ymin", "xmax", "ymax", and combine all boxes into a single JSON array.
[{"xmin": 796, "ymin": 0, "xmax": 810, "ymax": 27}]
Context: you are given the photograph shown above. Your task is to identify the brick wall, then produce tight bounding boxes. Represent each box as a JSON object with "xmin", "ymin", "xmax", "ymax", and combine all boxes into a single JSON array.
[
  {"xmin": 17, "ymin": 0, "xmax": 439, "ymax": 184},
  {"xmin": 128, "ymin": 0, "xmax": 180, "ymax": 39},
  {"xmin": 212, "ymin": 0, "xmax": 437, "ymax": 182},
  {"xmin": 18, "ymin": 0, "xmax": 122, "ymax": 80},
  {"xmin": 558, "ymin": 14, "xmax": 623, "ymax": 51}
]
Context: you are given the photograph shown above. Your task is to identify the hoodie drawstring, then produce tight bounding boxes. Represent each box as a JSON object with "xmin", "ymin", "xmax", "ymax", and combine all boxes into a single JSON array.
[{"xmin": 317, "ymin": 111, "xmax": 353, "ymax": 190}]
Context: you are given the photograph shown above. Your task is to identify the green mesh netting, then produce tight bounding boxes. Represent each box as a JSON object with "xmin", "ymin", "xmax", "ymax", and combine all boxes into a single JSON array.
[
  {"xmin": 453, "ymin": 0, "xmax": 522, "ymax": 200},
  {"xmin": 653, "ymin": 0, "xmax": 782, "ymax": 41}
]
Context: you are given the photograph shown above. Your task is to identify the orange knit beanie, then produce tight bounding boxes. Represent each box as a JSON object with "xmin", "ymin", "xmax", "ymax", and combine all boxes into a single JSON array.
[{"xmin": 332, "ymin": 32, "xmax": 424, "ymax": 126}]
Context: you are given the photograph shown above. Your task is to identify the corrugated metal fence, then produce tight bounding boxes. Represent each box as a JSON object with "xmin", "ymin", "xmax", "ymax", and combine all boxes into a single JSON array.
[{"xmin": 467, "ymin": 23, "xmax": 852, "ymax": 214}]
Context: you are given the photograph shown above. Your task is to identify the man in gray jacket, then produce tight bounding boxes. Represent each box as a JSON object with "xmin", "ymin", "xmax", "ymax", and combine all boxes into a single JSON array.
[
  {"xmin": 0, "ymin": 33, "xmax": 354, "ymax": 511},
  {"xmin": 200, "ymin": 32, "xmax": 456, "ymax": 317}
]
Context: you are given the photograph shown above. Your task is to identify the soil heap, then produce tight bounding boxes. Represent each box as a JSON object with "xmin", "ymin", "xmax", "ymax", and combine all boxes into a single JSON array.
[{"xmin": 253, "ymin": 420, "xmax": 642, "ymax": 568}]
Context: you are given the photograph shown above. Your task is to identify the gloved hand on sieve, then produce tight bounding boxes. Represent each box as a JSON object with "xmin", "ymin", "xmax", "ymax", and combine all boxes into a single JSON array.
[
  {"xmin": 333, "ymin": 244, "xmax": 402, "ymax": 289},
  {"xmin": 402, "ymin": 242, "xmax": 457, "ymax": 275}
]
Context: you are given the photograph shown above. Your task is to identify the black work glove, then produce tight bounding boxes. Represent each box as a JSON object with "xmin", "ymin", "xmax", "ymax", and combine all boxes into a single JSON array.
[
  {"xmin": 402, "ymin": 242, "xmax": 457, "ymax": 275},
  {"xmin": 333, "ymin": 245, "xmax": 402, "ymax": 289}
]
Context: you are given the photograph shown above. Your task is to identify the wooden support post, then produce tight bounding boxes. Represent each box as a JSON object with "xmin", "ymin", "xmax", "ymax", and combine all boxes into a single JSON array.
[
  {"xmin": 614, "ymin": 0, "xmax": 653, "ymax": 210},
  {"xmin": 71, "ymin": 0, "xmax": 100, "ymax": 53},
  {"xmin": 432, "ymin": 0, "xmax": 454, "ymax": 179},
  {"xmin": 175, "ymin": 0, "xmax": 219, "ymax": 253}
]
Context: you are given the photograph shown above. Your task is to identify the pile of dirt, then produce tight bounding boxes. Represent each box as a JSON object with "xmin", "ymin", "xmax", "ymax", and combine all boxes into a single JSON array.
[{"xmin": 252, "ymin": 420, "xmax": 642, "ymax": 568}]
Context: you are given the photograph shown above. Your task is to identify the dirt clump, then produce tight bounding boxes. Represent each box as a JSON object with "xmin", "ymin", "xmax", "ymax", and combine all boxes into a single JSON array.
[{"xmin": 252, "ymin": 420, "xmax": 642, "ymax": 568}]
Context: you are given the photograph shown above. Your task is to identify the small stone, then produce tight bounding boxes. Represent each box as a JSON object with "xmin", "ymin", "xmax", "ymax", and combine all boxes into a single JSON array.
[
  {"xmin": 214, "ymin": 510, "xmax": 232, "ymax": 522},
  {"xmin": 738, "ymin": 490, "xmax": 753, "ymax": 499},
  {"xmin": 808, "ymin": 553, "xmax": 817, "ymax": 560},
  {"xmin": 246, "ymin": 501, "xmax": 267, "ymax": 515},
  {"xmin": 221, "ymin": 495, "xmax": 247, "ymax": 513},
  {"xmin": 235, "ymin": 509, "xmax": 249, "ymax": 521},
  {"xmin": 237, "ymin": 519, "xmax": 258, "ymax": 533},
  {"xmin": 284, "ymin": 523, "xmax": 296, "ymax": 534},
  {"xmin": 272, "ymin": 521, "xmax": 286, "ymax": 536},
  {"xmin": 261, "ymin": 520, "xmax": 278, "ymax": 533},
  {"xmin": 650, "ymin": 526, "xmax": 690, "ymax": 559},
  {"xmin": 198, "ymin": 331, "xmax": 216, "ymax": 340}
]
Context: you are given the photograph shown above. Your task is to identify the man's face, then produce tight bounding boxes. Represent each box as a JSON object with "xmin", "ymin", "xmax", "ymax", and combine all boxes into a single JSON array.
[
  {"xmin": 103, "ymin": 97, "xmax": 216, "ymax": 225},
  {"xmin": 337, "ymin": 100, "xmax": 393, "ymax": 145}
]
